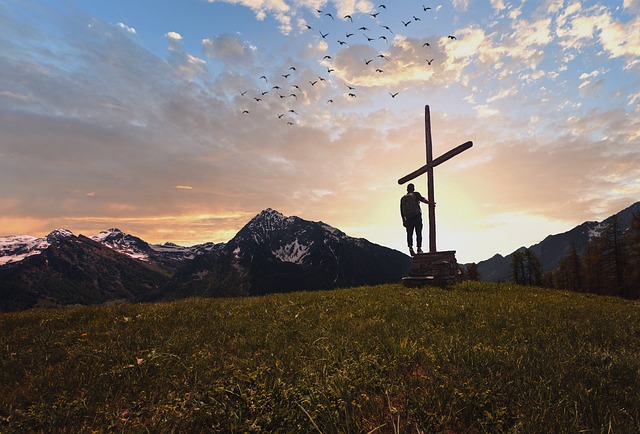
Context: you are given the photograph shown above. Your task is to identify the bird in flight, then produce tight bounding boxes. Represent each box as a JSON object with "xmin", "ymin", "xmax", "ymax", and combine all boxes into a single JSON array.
[
  {"xmin": 375, "ymin": 68, "xmax": 384, "ymax": 73},
  {"xmin": 319, "ymin": 31, "xmax": 329, "ymax": 39},
  {"xmin": 389, "ymin": 92, "xmax": 399, "ymax": 98},
  {"xmin": 365, "ymin": 58, "xmax": 373, "ymax": 65},
  {"xmin": 379, "ymin": 35, "xmax": 388, "ymax": 43},
  {"xmin": 346, "ymin": 32, "xmax": 354, "ymax": 38},
  {"xmin": 377, "ymin": 54, "xmax": 389, "ymax": 61},
  {"xmin": 423, "ymin": 5, "xmax": 432, "ymax": 10},
  {"xmin": 348, "ymin": 93, "xmax": 357, "ymax": 98},
  {"xmin": 344, "ymin": 14, "xmax": 353, "ymax": 22},
  {"xmin": 358, "ymin": 26, "xmax": 369, "ymax": 31},
  {"xmin": 381, "ymin": 25, "xmax": 393, "ymax": 33},
  {"xmin": 242, "ymin": 110, "xmax": 249, "ymax": 114},
  {"xmin": 282, "ymin": 73, "xmax": 290, "ymax": 79},
  {"xmin": 260, "ymin": 75, "xmax": 267, "ymax": 82},
  {"xmin": 309, "ymin": 80, "xmax": 318, "ymax": 86},
  {"xmin": 423, "ymin": 42, "xmax": 430, "ymax": 47},
  {"xmin": 426, "ymin": 58, "xmax": 434, "ymax": 65},
  {"xmin": 402, "ymin": 20, "xmax": 411, "ymax": 27},
  {"xmin": 324, "ymin": 13, "xmax": 334, "ymax": 20},
  {"xmin": 448, "ymin": 35, "xmax": 457, "ymax": 40},
  {"xmin": 239, "ymin": 90, "xmax": 248, "ymax": 96},
  {"xmin": 338, "ymin": 40, "xmax": 347, "ymax": 45}
]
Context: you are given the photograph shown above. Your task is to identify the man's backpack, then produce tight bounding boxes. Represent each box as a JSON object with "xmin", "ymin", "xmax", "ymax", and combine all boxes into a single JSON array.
[{"xmin": 401, "ymin": 193, "xmax": 421, "ymax": 219}]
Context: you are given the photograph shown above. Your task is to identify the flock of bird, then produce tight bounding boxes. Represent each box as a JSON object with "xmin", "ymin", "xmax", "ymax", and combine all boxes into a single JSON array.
[{"xmin": 238, "ymin": 2, "xmax": 458, "ymax": 125}]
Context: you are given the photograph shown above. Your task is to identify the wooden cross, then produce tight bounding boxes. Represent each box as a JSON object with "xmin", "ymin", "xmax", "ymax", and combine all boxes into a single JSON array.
[{"xmin": 398, "ymin": 105, "xmax": 473, "ymax": 253}]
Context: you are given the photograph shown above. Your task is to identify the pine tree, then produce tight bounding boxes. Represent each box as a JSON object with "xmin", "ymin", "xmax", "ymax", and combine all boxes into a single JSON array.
[
  {"xmin": 511, "ymin": 250, "xmax": 525, "ymax": 284},
  {"xmin": 465, "ymin": 263, "xmax": 480, "ymax": 281},
  {"xmin": 599, "ymin": 215, "xmax": 627, "ymax": 296},
  {"xmin": 511, "ymin": 248, "xmax": 542, "ymax": 286},
  {"xmin": 523, "ymin": 248, "xmax": 543, "ymax": 286},
  {"xmin": 550, "ymin": 243, "xmax": 582, "ymax": 292}
]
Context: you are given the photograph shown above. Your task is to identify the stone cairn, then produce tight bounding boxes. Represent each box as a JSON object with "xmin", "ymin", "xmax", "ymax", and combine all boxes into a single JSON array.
[{"xmin": 402, "ymin": 251, "xmax": 461, "ymax": 287}]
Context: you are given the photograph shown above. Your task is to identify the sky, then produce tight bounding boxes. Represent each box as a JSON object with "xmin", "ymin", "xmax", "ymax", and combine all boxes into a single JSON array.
[{"xmin": 1, "ymin": 0, "xmax": 639, "ymax": 264}]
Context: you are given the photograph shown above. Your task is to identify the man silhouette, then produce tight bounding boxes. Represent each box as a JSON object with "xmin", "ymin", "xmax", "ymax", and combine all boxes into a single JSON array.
[{"xmin": 400, "ymin": 183, "xmax": 433, "ymax": 256}]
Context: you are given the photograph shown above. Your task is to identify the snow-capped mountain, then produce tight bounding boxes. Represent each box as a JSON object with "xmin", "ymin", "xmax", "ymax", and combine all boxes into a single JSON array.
[
  {"xmin": 0, "ymin": 228, "xmax": 220, "ymax": 269},
  {"xmin": 166, "ymin": 208, "xmax": 411, "ymax": 297},
  {"xmin": 0, "ymin": 229, "xmax": 74, "ymax": 266}
]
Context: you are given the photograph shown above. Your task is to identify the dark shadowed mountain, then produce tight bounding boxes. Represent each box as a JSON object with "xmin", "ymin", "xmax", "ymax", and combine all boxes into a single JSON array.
[
  {"xmin": 474, "ymin": 201, "xmax": 640, "ymax": 282},
  {"xmin": 162, "ymin": 208, "xmax": 411, "ymax": 299},
  {"xmin": 0, "ymin": 209, "xmax": 411, "ymax": 311}
]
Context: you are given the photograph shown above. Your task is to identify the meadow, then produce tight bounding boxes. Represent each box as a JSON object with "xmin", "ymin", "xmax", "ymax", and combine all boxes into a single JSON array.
[{"xmin": 1, "ymin": 281, "xmax": 639, "ymax": 433}]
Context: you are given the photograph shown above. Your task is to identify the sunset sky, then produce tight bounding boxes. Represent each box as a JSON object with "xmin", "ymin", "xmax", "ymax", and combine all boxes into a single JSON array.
[{"xmin": 1, "ymin": 0, "xmax": 639, "ymax": 263}]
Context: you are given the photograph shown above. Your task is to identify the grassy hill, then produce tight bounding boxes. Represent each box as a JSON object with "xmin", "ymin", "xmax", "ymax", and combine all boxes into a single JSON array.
[{"xmin": 1, "ymin": 282, "xmax": 639, "ymax": 433}]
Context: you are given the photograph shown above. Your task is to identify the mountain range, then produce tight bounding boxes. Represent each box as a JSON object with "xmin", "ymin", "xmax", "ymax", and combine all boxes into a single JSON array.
[
  {"xmin": 474, "ymin": 201, "xmax": 640, "ymax": 282},
  {"xmin": 0, "ymin": 209, "xmax": 410, "ymax": 311},
  {"xmin": 2, "ymin": 202, "xmax": 638, "ymax": 311}
]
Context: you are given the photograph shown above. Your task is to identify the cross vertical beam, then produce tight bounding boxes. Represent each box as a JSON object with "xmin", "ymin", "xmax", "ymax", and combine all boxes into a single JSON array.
[{"xmin": 425, "ymin": 105, "xmax": 437, "ymax": 253}]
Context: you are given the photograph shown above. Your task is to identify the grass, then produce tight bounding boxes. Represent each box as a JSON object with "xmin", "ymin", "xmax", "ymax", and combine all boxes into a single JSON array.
[{"xmin": 1, "ymin": 281, "xmax": 640, "ymax": 433}]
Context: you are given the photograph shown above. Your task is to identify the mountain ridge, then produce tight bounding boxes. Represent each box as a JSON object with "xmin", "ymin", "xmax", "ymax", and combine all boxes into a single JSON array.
[
  {"xmin": 0, "ymin": 209, "xmax": 411, "ymax": 311},
  {"xmin": 474, "ymin": 201, "xmax": 640, "ymax": 282}
]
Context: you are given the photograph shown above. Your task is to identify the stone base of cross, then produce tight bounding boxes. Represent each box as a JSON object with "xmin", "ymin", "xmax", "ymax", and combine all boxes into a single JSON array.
[
  {"xmin": 398, "ymin": 105, "xmax": 472, "ymax": 285},
  {"xmin": 402, "ymin": 251, "xmax": 461, "ymax": 287}
]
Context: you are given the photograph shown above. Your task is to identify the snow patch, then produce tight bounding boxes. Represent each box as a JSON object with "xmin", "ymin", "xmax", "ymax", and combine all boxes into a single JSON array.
[
  {"xmin": 273, "ymin": 240, "xmax": 311, "ymax": 264},
  {"xmin": 0, "ymin": 235, "xmax": 50, "ymax": 266}
]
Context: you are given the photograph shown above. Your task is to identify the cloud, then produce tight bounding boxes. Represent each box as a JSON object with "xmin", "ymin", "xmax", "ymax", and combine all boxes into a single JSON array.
[
  {"xmin": 165, "ymin": 31, "xmax": 183, "ymax": 51},
  {"xmin": 490, "ymin": 0, "xmax": 506, "ymax": 12},
  {"xmin": 117, "ymin": 22, "xmax": 136, "ymax": 34},
  {"xmin": 624, "ymin": 0, "xmax": 640, "ymax": 14},
  {"xmin": 202, "ymin": 34, "xmax": 256, "ymax": 68},
  {"xmin": 556, "ymin": 3, "xmax": 640, "ymax": 66},
  {"xmin": 452, "ymin": 0, "xmax": 470, "ymax": 11}
]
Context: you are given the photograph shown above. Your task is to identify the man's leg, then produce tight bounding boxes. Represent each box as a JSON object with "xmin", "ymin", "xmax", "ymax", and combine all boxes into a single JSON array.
[
  {"xmin": 406, "ymin": 220, "xmax": 416, "ymax": 256},
  {"xmin": 416, "ymin": 217, "xmax": 423, "ymax": 253}
]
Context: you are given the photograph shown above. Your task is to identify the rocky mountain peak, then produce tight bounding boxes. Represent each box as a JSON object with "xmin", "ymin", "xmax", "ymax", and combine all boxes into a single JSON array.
[{"xmin": 45, "ymin": 229, "xmax": 74, "ymax": 243}]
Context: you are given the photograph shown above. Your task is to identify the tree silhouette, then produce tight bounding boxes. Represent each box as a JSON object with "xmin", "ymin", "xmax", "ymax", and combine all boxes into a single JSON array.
[{"xmin": 511, "ymin": 248, "xmax": 542, "ymax": 286}]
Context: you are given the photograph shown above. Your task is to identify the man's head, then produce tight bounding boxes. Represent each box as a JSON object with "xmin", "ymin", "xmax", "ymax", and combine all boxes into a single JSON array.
[{"xmin": 407, "ymin": 183, "xmax": 415, "ymax": 193}]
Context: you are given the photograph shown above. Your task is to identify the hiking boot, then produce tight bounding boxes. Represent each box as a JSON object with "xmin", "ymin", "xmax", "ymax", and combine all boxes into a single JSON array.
[{"xmin": 409, "ymin": 247, "xmax": 415, "ymax": 256}]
